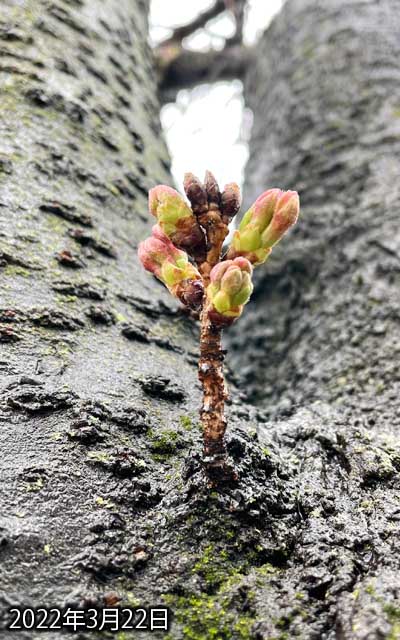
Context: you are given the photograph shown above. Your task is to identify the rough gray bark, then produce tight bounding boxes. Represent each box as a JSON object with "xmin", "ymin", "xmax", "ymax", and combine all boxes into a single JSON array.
[
  {"xmin": 0, "ymin": 2, "xmax": 276, "ymax": 638},
  {"xmin": 228, "ymin": 0, "xmax": 400, "ymax": 637},
  {"xmin": 0, "ymin": 0, "xmax": 198, "ymax": 632},
  {"xmin": 1, "ymin": 1, "xmax": 399, "ymax": 640}
]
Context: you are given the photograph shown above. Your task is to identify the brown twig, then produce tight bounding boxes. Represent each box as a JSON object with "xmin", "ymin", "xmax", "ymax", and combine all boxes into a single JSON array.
[
  {"xmin": 198, "ymin": 301, "xmax": 227, "ymax": 460},
  {"xmin": 184, "ymin": 171, "xmax": 236, "ymax": 483},
  {"xmin": 155, "ymin": 1, "xmax": 252, "ymax": 104},
  {"xmin": 159, "ymin": 0, "xmax": 226, "ymax": 48},
  {"xmin": 157, "ymin": 45, "xmax": 253, "ymax": 104},
  {"xmin": 225, "ymin": 0, "xmax": 247, "ymax": 45}
]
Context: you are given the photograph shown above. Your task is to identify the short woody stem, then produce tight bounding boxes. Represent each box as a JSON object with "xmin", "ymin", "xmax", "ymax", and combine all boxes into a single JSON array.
[
  {"xmin": 184, "ymin": 170, "xmax": 238, "ymax": 482},
  {"xmin": 197, "ymin": 217, "xmax": 229, "ymax": 476},
  {"xmin": 198, "ymin": 202, "xmax": 236, "ymax": 479},
  {"xmin": 198, "ymin": 300, "xmax": 227, "ymax": 465}
]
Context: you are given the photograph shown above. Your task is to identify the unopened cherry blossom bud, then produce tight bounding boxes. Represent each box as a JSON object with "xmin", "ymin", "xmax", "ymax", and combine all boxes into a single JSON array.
[
  {"xmin": 207, "ymin": 257, "xmax": 253, "ymax": 326},
  {"xmin": 227, "ymin": 189, "xmax": 299, "ymax": 265},
  {"xmin": 138, "ymin": 228, "xmax": 179, "ymax": 279},
  {"xmin": 204, "ymin": 170, "xmax": 220, "ymax": 205},
  {"xmin": 183, "ymin": 172, "xmax": 208, "ymax": 214},
  {"xmin": 260, "ymin": 190, "xmax": 299, "ymax": 249},
  {"xmin": 221, "ymin": 182, "xmax": 241, "ymax": 218},
  {"xmin": 148, "ymin": 184, "xmax": 205, "ymax": 259},
  {"xmin": 138, "ymin": 226, "xmax": 203, "ymax": 309}
]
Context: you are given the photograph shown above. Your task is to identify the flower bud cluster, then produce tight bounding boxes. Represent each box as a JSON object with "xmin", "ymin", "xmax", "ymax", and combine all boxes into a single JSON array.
[{"xmin": 138, "ymin": 176, "xmax": 299, "ymax": 325}]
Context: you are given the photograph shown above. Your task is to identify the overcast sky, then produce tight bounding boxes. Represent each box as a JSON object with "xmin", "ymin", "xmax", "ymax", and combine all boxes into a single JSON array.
[{"xmin": 149, "ymin": 0, "xmax": 283, "ymax": 191}]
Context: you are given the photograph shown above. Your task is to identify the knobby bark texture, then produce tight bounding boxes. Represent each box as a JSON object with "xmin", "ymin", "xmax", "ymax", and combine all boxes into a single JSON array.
[
  {"xmin": 0, "ymin": 2, "xmax": 287, "ymax": 639},
  {"xmin": 227, "ymin": 0, "xmax": 400, "ymax": 637},
  {"xmin": 1, "ymin": 2, "xmax": 399, "ymax": 640}
]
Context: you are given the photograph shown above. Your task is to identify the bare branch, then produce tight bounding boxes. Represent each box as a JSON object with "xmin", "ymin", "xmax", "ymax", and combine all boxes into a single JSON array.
[
  {"xmin": 154, "ymin": 1, "xmax": 252, "ymax": 100},
  {"xmin": 225, "ymin": 0, "xmax": 247, "ymax": 44},
  {"xmin": 158, "ymin": 45, "xmax": 253, "ymax": 104},
  {"xmin": 160, "ymin": 0, "xmax": 226, "ymax": 47}
]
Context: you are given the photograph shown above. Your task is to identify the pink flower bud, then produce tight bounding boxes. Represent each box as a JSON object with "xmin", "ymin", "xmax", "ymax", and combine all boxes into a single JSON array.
[
  {"xmin": 138, "ymin": 238, "xmax": 169, "ymax": 278},
  {"xmin": 250, "ymin": 188, "xmax": 282, "ymax": 231},
  {"xmin": 138, "ymin": 226, "xmax": 203, "ymax": 309},
  {"xmin": 210, "ymin": 261, "xmax": 231, "ymax": 284},
  {"xmin": 231, "ymin": 256, "xmax": 253, "ymax": 273},
  {"xmin": 227, "ymin": 188, "xmax": 300, "ymax": 265},
  {"xmin": 148, "ymin": 184, "xmax": 206, "ymax": 261},
  {"xmin": 261, "ymin": 190, "xmax": 299, "ymax": 249},
  {"xmin": 207, "ymin": 257, "xmax": 253, "ymax": 326},
  {"xmin": 221, "ymin": 266, "xmax": 243, "ymax": 296},
  {"xmin": 151, "ymin": 223, "xmax": 170, "ymax": 242}
]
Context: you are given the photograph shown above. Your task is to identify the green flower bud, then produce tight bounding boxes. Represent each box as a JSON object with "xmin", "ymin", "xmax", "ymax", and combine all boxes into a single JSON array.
[
  {"xmin": 138, "ymin": 225, "xmax": 203, "ymax": 309},
  {"xmin": 161, "ymin": 260, "xmax": 183, "ymax": 287},
  {"xmin": 148, "ymin": 184, "xmax": 206, "ymax": 260},
  {"xmin": 149, "ymin": 185, "xmax": 192, "ymax": 234},
  {"xmin": 231, "ymin": 273, "xmax": 253, "ymax": 306},
  {"xmin": 207, "ymin": 257, "xmax": 253, "ymax": 326},
  {"xmin": 233, "ymin": 227, "xmax": 261, "ymax": 252},
  {"xmin": 227, "ymin": 189, "xmax": 300, "ymax": 265},
  {"xmin": 213, "ymin": 290, "xmax": 231, "ymax": 314}
]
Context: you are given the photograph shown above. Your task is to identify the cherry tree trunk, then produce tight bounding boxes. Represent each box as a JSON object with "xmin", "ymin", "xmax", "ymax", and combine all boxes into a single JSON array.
[
  {"xmin": 0, "ymin": 0, "xmax": 399, "ymax": 639},
  {"xmin": 228, "ymin": 0, "xmax": 400, "ymax": 637}
]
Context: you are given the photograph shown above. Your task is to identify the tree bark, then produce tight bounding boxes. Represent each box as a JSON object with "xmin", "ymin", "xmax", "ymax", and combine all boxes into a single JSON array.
[
  {"xmin": 0, "ymin": 0, "xmax": 199, "ymax": 630},
  {"xmin": 1, "ymin": 1, "xmax": 399, "ymax": 639},
  {"xmin": 227, "ymin": 0, "xmax": 400, "ymax": 637},
  {"xmin": 233, "ymin": 0, "xmax": 400, "ymax": 417}
]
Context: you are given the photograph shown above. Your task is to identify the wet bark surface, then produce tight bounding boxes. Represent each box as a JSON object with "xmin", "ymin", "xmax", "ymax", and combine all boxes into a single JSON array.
[
  {"xmin": 0, "ymin": 0, "xmax": 399, "ymax": 639},
  {"xmin": 227, "ymin": 0, "xmax": 400, "ymax": 636}
]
